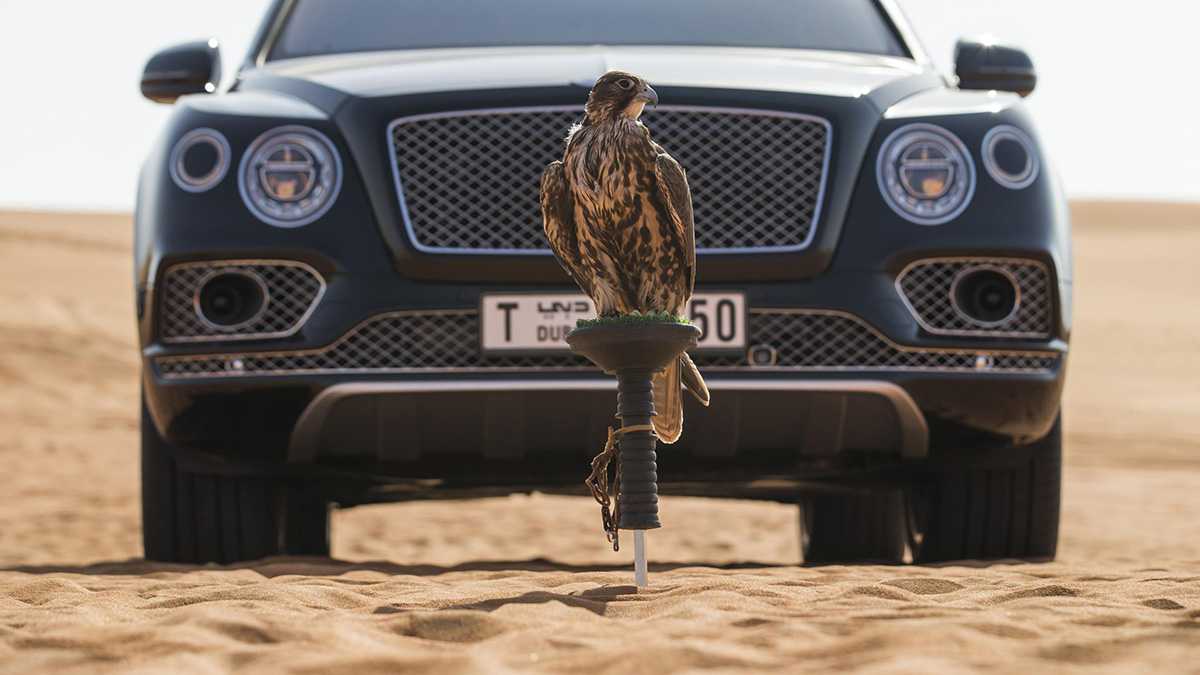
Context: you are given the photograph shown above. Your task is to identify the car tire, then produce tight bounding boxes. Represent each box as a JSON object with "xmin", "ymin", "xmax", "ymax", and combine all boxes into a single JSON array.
[
  {"xmin": 141, "ymin": 397, "xmax": 331, "ymax": 564},
  {"xmin": 800, "ymin": 490, "xmax": 908, "ymax": 564},
  {"xmin": 907, "ymin": 415, "xmax": 1062, "ymax": 564}
]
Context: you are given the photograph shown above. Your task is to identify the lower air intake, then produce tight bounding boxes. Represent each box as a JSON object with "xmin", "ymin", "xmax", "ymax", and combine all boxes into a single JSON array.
[
  {"xmin": 158, "ymin": 260, "xmax": 325, "ymax": 343},
  {"xmin": 897, "ymin": 258, "xmax": 1053, "ymax": 338},
  {"xmin": 156, "ymin": 309, "xmax": 1060, "ymax": 378}
]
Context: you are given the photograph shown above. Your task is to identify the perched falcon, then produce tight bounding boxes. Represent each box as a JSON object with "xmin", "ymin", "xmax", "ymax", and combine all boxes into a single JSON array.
[{"xmin": 540, "ymin": 70, "xmax": 709, "ymax": 443}]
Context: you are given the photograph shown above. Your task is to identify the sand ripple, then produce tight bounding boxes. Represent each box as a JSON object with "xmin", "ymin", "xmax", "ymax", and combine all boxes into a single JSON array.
[
  {"xmin": 2, "ymin": 208, "xmax": 1199, "ymax": 672},
  {"xmin": 2, "ymin": 560, "xmax": 1199, "ymax": 674}
]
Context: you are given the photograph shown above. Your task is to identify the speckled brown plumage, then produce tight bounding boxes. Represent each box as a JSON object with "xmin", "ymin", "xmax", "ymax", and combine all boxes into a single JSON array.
[{"xmin": 541, "ymin": 71, "xmax": 709, "ymax": 443}]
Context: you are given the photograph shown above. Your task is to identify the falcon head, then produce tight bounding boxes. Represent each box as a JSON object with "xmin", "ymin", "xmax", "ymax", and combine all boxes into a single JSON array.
[{"xmin": 584, "ymin": 71, "xmax": 659, "ymax": 123}]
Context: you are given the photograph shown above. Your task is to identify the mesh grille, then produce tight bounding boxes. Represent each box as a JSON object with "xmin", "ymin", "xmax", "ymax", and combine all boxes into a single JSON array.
[
  {"xmin": 897, "ymin": 258, "xmax": 1052, "ymax": 338},
  {"xmin": 389, "ymin": 106, "xmax": 830, "ymax": 253},
  {"xmin": 703, "ymin": 311, "xmax": 1058, "ymax": 372},
  {"xmin": 159, "ymin": 261, "xmax": 324, "ymax": 343},
  {"xmin": 155, "ymin": 309, "xmax": 1059, "ymax": 378}
]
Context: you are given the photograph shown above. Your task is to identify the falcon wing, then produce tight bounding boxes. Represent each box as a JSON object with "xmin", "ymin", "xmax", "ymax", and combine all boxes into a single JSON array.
[
  {"xmin": 653, "ymin": 153, "xmax": 697, "ymax": 295},
  {"xmin": 540, "ymin": 161, "xmax": 593, "ymax": 297}
]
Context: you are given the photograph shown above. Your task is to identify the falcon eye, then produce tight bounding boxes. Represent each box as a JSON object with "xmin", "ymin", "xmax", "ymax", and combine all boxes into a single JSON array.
[{"xmin": 617, "ymin": 78, "xmax": 634, "ymax": 90}]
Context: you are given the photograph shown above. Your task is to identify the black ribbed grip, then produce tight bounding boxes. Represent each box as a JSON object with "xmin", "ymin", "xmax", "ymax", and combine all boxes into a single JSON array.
[{"xmin": 616, "ymin": 368, "xmax": 661, "ymax": 530}]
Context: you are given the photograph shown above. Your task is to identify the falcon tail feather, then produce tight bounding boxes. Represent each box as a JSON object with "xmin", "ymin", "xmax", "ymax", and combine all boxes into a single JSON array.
[
  {"xmin": 652, "ymin": 360, "xmax": 683, "ymax": 444},
  {"xmin": 652, "ymin": 354, "xmax": 709, "ymax": 445},
  {"xmin": 680, "ymin": 352, "xmax": 710, "ymax": 407}
]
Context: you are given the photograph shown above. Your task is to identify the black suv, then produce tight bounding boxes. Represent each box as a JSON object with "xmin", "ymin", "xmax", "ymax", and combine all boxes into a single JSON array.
[{"xmin": 137, "ymin": 0, "xmax": 1070, "ymax": 564}]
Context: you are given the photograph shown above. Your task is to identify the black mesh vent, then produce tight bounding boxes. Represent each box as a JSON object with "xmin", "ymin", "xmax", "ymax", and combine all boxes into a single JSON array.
[
  {"xmin": 156, "ymin": 309, "xmax": 1060, "ymax": 378},
  {"xmin": 159, "ymin": 261, "xmax": 324, "ymax": 343},
  {"xmin": 897, "ymin": 258, "xmax": 1053, "ymax": 338}
]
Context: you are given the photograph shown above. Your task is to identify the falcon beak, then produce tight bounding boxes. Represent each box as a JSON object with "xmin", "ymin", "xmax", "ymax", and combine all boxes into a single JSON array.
[{"xmin": 636, "ymin": 85, "xmax": 659, "ymax": 107}]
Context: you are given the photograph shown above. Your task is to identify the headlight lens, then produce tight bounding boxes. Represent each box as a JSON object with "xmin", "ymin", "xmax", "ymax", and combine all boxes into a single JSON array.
[
  {"xmin": 170, "ymin": 128, "xmax": 230, "ymax": 193},
  {"xmin": 239, "ymin": 126, "xmax": 342, "ymax": 228},
  {"xmin": 876, "ymin": 123, "xmax": 976, "ymax": 225},
  {"xmin": 983, "ymin": 125, "xmax": 1039, "ymax": 189}
]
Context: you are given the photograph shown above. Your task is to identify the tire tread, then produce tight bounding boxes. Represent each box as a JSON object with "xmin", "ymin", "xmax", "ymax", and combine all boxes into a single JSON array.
[
  {"xmin": 141, "ymin": 397, "xmax": 331, "ymax": 563},
  {"xmin": 913, "ymin": 416, "xmax": 1062, "ymax": 564}
]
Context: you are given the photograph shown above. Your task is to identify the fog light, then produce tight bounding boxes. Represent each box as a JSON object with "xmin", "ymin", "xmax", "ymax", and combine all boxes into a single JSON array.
[
  {"xmin": 195, "ymin": 271, "xmax": 267, "ymax": 330},
  {"xmin": 952, "ymin": 267, "xmax": 1019, "ymax": 326}
]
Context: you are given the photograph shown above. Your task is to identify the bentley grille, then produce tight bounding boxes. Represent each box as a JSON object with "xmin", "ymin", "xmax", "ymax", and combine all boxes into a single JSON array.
[{"xmin": 388, "ymin": 106, "xmax": 831, "ymax": 254}]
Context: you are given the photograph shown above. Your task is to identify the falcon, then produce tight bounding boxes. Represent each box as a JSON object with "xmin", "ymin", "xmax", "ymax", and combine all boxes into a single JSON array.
[{"xmin": 540, "ymin": 70, "xmax": 709, "ymax": 443}]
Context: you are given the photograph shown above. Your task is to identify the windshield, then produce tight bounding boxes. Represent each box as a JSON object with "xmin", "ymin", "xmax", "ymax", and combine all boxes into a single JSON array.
[{"xmin": 269, "ymin": 0, "xmax": 908, "ymax": 61}]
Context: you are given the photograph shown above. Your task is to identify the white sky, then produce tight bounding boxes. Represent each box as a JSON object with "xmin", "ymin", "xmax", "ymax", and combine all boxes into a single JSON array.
[{"xmin": 0, "ymin": 0, "xmax": 1195, "ymax": 212}]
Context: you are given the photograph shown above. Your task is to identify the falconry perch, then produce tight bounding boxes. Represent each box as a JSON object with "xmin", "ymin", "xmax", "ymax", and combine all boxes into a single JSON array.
[{"xmin": 540, "ymin": 71, "xmax": 709, "ymax": 443}]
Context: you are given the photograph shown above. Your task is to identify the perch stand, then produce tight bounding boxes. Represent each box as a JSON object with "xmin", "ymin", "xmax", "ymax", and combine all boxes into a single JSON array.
[{"xmin": 566, "ymin": 321, "xmax": 701, "ymax": 588}]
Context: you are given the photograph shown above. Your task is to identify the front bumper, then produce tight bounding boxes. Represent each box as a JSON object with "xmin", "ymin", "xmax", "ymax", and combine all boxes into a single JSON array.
[
  {"xmin": 141, "ymin": 359, "xmax": 1066, "ymax": 504},
  {"xmin": 143, "ymin": 263, "xmax": 1067, "ymax": 464},
  {"xmin": 139, "ymin": 250, "xmax": 1068, "ymax": 503}
]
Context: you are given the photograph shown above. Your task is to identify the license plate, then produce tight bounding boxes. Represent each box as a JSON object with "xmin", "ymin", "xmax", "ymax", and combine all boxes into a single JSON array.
[{"xmin": 480, "ymin": 292, "xmax": 747, "ymax": 354}]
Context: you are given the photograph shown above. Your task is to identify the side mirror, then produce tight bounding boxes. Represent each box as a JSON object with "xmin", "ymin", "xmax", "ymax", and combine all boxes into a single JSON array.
[
  {"xmin": 141, "ymin": 39, "xmax": 222, "ymax": 104},
  {"xmin": 954, "ymin": 38, "xmax": 1037, "ymax": 97}
]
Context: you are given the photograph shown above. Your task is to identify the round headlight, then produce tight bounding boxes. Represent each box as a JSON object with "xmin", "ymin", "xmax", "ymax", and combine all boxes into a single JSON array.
[
  {"xmin": 876, "ymin": 123, "xmax": 976, "ymax": 225},
  {"xmin": 983, "ymin": 125, "xmax": 1039, "ymax": 190},
  {"xmin": 239, "ymin": 126, "xmax": 342, "ymax": 228},
  {"xmin": 170, "ymin": 128, "xmax": 230, "ymax": 193}
]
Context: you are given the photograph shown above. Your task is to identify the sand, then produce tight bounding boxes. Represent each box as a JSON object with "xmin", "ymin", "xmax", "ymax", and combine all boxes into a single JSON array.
[{"xmin": 1, "ymin": 203, "xmax": 1198, "ymax": 673}]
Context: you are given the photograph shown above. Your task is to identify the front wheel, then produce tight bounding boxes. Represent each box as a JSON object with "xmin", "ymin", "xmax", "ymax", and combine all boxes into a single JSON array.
[
  {"xmin": 140, "ymin": 398, "xmax": 331, "ymax": 564},
  {"xmin": 906, "ymin": 416, "xmax": 1062, "ymax": 564}
]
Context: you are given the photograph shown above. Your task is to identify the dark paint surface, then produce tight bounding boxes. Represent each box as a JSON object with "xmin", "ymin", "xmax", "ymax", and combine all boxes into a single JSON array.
[{"xmin": 137, "ymin": 5, "xmax": 1070, "ymax": 494}]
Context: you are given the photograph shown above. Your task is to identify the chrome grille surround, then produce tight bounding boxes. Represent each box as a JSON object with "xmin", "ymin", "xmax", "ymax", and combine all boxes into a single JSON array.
[
  {"xmin": 387, "ymin": 106, "xmax": 832, "ymax": 255},
  {"xmin": 155, "ymin": 308, "xmax": 1060, "ymax": 378},
  {"xmin": 158, "ymin": 260, "xmax": 325, "ymax": 343},
  {"xmin": 896, "ymin": 258, "xmax": 1053, "ymax": 338}
]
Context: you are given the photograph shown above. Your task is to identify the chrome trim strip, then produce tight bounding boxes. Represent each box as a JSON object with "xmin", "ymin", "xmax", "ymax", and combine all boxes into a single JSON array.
[
  {"xmin": 253, "ymin": 0, "xmax": 296, "ymax": 67},
  {"xmin": 287, "ymin": 379, "xmax": 929, "ymax": 461},
  {"xmin": 385, "ymin": 105, "xmax": 834, "ymax": 256},
  {"xmin": 894, "ymin": 257, "xmax": 1053, "ymax": 339},
  {"xmin": 160, "ymin": 259, "xmax": 327, "ymax": 344},
  {"xmin": 875, "ymin": 0, "xmax": 933, "ymax": 66}
]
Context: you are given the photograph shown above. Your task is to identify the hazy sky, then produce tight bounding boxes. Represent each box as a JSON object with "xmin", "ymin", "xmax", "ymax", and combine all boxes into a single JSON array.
[{"xmin": 0, "ymin": 1, "xmax": 1195, "ymax": 211}]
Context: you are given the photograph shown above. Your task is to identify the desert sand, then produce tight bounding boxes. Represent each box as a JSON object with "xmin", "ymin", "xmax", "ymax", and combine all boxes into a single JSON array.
[{"xmin": 1, "ymin": 203, "xmax": 1198, "ymax": 673}]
